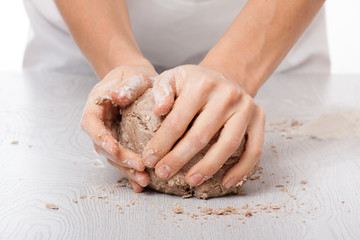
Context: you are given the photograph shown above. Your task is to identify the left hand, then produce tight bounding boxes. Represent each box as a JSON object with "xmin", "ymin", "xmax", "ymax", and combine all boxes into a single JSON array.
[
  {"xmin": 81, "ymin": 65, "xmax": 157, "ymax": 192},
  {"xmin": 143, "ymin": 64, "xmax": 265, "ymax": 189}
]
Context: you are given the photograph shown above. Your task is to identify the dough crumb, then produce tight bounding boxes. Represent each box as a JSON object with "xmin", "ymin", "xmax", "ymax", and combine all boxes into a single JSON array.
[
  {"xmin": 199, "ymin": 207, "xmax": 213, "ymax": 215},
  {"xmin": 173, "ymin": 204, "xmax": 184, "ymax": 214},
  {"xmin": 291, "ymin": 120, "xmax": 302, "ymax": 127},
  {"xmin": 300, "ymin": 180, "xmax": 308, "ymax": 184},
  {"xmin": 72, "ymin": 199, "xmax": 78, "ymax": 203},
  {"xmin": 11, "ymin": 141, "xmax": 19, "ymax": 145},
  {"xmin": 113, "ymin": 183, "xmax": 127, "ymax": 188},
  {"xmin": 117, "ymin": 177, "xmax": 127, "ymax": 183},
  {"xmin": 249, "ymin": 176, "xmax": 260, "ymax": 180},
  {"xmin": 199, "ymin": 206, "xmax": 238, "ymax": 216},
  {"xmin": 243, "ymin": 210, "xmax": 253, "ymax": 217},
  {"xmin": 173, "ymin": 207, "xmax": 183, "ymax": 214},
  {"xmin": 45, "ymin": 203, "xmax": 59, "ymax": 210}
]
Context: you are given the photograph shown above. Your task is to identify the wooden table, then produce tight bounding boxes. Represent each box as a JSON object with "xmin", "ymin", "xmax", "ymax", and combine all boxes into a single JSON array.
[{"xmin": 0, "ymin": 71, "xmax": 359, "ymax": 240}]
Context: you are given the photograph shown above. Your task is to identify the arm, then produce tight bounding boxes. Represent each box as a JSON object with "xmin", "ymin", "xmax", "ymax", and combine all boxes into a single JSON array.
[
  {"xmin": 55, "ymin": 0, "xmax": 151, "ymax": 78},
  {"xmin": 144, "ymin": 0, "xmax": 326, "ymax": 188},
  {"xmin": 56, "ymin": 0, "xmax": 157, "ymax": 192},
  {"xmin": 201, "ymin": 0, "xmax": 326, "ymax": 97}
]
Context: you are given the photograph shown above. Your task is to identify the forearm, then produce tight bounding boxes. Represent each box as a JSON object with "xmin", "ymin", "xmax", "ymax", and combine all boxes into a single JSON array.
[
  {"xmin": 55, "ymin": 0, "xmax": 150, "ymax": 78},
  {"xmin": 200, "ymin": 0, "xmax": 325, "ymax": 97}
]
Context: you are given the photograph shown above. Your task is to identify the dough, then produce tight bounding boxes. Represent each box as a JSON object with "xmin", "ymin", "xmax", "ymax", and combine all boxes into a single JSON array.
[{"xmin": 117, "ymin": 89, "xmax": 256, "ymax": 199}]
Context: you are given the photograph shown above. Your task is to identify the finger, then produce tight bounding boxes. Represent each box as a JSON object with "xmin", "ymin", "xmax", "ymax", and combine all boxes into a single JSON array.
[
  {"xmin": 94, "ymin": 144, "xmax": 145, "ymax": 171},
  {"xmin": 152, "ymin": 70, "xmax": 176, "ymax": 115},
  {"xmin": 153, "ymin": 97, "xmax": 237, "ymax": 180},
  {"xmin": 222, "ymin": 106, "xmax": 266, "ymax": 188},
  {"xmin": 108, "ymin": 160, "xmax": 150, "ymax": 188},
  {"xmin": 129, "ymin": 180, "xmax": 144, "ymax": 193},
  {"xmin": 110, "ymin": 74, "xmax": 151, "ymax": 107},
  {"xmin": 81, "ymin": 109, "xmax": 120, "ymax": 157},
  {"xmin": 142, "ymin": 89, "xmax": 207, "ymax": 168},
  {"xmin": 82, "ymin": 98, "xmax": 146, "ymax": 170},
  {"xmin": 101, "ymin": 100, "xmax": 121, "ymax": 140},
  {"xmin": 185, "ymin": 108, "xmax": 251, "ymax": 186}
]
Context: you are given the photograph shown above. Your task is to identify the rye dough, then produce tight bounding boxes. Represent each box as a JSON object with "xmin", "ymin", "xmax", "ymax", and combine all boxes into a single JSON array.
[{"xmin": 117, "ymin": 89, "xmax": 256, "ymax": 199}]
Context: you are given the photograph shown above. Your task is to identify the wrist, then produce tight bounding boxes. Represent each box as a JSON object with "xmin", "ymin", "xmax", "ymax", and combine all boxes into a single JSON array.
[
  {"xmin": 90, "ymin": 34, "xmax": 154, "ymax": 79},
  {"xmin": 95, "ymin": 51, "xmax": 153, "ymax": 79},
  {"xmin": 200, "ymin": 52, "xmax": 262, "ymax": 98},
  {"xmin": 106, "ymin": 54, "xmax": 153, "ymax": 75}
]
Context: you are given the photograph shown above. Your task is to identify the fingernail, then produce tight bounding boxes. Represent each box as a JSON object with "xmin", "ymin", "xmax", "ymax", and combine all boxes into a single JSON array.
[
  {"xmin": 224, "ymin": 177, "xmax": 238, "ymax": 189},
  {"xmin": 144, "ymin": 155, "xmax": 158, "ymax": 167},
  {"xmin": 157, "ymin": 164, "xmax": 171, "ymax": 179},
  {"xmin": 189, "ymin": 173, "xmax": 203, "ymax": 186},
  {"xmin": 123, "ymin": 159, "xmax": 143, "ymax": 171},
  {"xmin": 135, "ymin": 173, "xmax": 148, "ymax": 187}
]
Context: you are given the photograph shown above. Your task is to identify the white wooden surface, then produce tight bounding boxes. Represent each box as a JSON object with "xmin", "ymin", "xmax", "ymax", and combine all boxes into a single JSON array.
[{"xmin": 0, "ymin": 71, "xmax": 359, "ymax": 240}]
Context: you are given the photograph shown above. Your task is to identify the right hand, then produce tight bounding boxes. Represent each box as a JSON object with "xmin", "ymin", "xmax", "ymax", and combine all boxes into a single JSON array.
[
  {"xmin": 143, "ymin": 65, "xmax": 265, "ymax": 189},
  {"xmin": 81, "ymin": 65, "xmax": 158, "ymax": 192}
]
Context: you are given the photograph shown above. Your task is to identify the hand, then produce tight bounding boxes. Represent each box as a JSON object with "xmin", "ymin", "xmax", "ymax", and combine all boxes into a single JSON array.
[
  {"xmin": 81, "ymin": 65, "xmax": 158, "ymax": 192},
  {"xmin": 143, "ymin": 65, "xmax": 265, "ymax": 189}
]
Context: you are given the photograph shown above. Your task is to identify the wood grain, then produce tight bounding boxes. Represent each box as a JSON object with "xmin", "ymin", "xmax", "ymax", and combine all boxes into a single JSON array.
[{"xmin": 0, "ymin": 72, "xmax": 359, "ymax": 240}]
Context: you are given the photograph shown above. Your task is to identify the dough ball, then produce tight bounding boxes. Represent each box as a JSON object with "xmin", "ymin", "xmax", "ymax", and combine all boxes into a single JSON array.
[{"xmin": 117, "ymin": 89, "xmax": 256, "ymax": 199}]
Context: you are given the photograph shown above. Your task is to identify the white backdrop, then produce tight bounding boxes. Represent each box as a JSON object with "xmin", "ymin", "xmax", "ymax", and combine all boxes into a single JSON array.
[{"xmin": 0, "ymin": 1, "xmax": 359, "ymax": 73}]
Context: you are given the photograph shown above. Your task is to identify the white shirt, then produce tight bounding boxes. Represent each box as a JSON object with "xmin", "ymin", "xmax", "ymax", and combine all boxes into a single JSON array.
[{"xmin": 23, "ymin": 0, "xmax": 330, "ymax": 75}]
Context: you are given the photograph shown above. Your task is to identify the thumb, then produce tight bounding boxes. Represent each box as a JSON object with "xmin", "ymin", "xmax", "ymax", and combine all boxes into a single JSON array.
[
  {"xmin": 152, "ymin": 70, "xmax": 177, "ymax": 116},
  {"xmin": 110, "ymin": 74, "xmax": 152, "ymax": 108}
]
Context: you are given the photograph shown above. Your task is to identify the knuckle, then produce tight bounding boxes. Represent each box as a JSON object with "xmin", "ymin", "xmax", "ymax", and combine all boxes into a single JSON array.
[
  {"xmin": 242, "ymin": 94, "xmax": 254, "ymax": 107},
  {"xmin": 189, "ymin": 131, "xmax": 209, "ymax": 148},
  {"xmin": 164, "ymin": 116, "xmax": 184, "ymax": 135},
  {"xmin": 205, "ymin": 163, "xmax": 221, "ymax": 176},
  {"xmin": 167, "ymin": 159, "xmax": 183, "ymax": 172},
  {"xmin": 198, "ymin": 76, "xmax": 217, "ymax": 93},
  {"xmin": 250, "ymin": 146, "xmax": 263, "ymax": 160},
  {"xmin": 222, "ymin": 85, "xmax": 242, "ymax": 106},
  {"xmin": 225, "ymin": 135, "xmax": 242, "ymax": 153}
]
